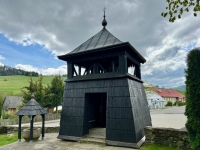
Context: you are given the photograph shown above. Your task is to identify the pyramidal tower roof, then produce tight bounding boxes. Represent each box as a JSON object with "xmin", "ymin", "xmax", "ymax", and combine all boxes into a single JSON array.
[
  {"xmin": 68, "ymin": 28, "xmax": 123, "ymax": 55},
  {"xmin": 58, "ymin": 11, "xmax": 146, "ymax": 63}
]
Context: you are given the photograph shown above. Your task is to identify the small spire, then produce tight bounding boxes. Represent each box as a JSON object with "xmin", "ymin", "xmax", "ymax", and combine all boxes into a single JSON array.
[
  {"xmin": 102, "ymin": 7, "xmax": 107, "ymax": 27},
  {"xmin": 31, "ymin": 93, "xmax": 35, "ymax": 99}
]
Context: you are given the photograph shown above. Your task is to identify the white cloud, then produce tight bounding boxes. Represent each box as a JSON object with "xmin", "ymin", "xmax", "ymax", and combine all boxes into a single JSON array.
[
  {"xmin": 41, "ymin": 65, "xmax": 67, "ymax": 75},
  {"xmin": 15, "ymin": 64, "xmax": 67, "ymax": 76},
  {"xmin": 0, "ymin": 55, "xmax": 5, "ymax": 60},
  {"xmin": 0, "ymin": 0, "xmax": 198, "ymax": 87},
  {"xmin": 15, "ymin": 64, "xmax": 39, "ymax": 72},
  {"xmin": 0, "ymin": 62, "xmax": 4, "ymax": 66}
]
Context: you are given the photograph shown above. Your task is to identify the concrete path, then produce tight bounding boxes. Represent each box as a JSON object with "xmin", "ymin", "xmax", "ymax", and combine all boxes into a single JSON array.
[
  {"xmin": 0, "ymin": 133, "xmax": 135, "ymax": 150},
  {"xmin": 8, "ymin": 106, "xmax": 187, "ymax": 130},
  {"xmin": 2, "ymin": 106, "xmax": 187, "ymax": 150},
  {"xmin": 150, "ymin": 106, "xmax": 187, "ymax": 130},
  {"xmin": 8, "ymin": 119, "xmax": 60, "ymax": 127}
]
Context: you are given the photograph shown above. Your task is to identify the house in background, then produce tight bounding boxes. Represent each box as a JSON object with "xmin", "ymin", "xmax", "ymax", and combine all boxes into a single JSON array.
[
  {"xmin": 2, "ymin": 96, "xmax": 23, "ymax": 114},
  {"xmin": 145, "ymin": 90, "xmax": 165, "ymax": 109},
  {"xmin": 152, "ymin": 88, "xmax": 185, "ymax": 105}
]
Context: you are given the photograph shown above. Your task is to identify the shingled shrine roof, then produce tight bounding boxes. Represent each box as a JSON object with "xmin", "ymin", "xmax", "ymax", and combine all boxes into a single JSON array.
[{"xmin": 16, "ymin": 98, "xmax": 48, "ymax": 116}]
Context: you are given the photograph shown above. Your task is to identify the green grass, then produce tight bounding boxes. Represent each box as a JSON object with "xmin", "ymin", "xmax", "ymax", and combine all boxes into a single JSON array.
[
  {"xmin": 141, "ymin": 144, "xmax": 179, "ymax": 150},
  {"xmin": 0, "ymin": 75, "xmax": 66, "ymax": 95},
  {"xmin": 0, "ymin": 133, "xmax": 18, "ymax": 146}
]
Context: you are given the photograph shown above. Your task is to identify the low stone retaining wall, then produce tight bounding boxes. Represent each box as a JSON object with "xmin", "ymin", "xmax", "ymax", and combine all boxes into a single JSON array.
[
  {"xmin": 145, "ymin": 126, "xmax": 191, "ymax": 150},
  {"xmin": 0, "ymin": 126, "xmax": 60, "ymax": 134},
  {"xmin": 0, "ymin": 113, "xmax": 60, "ymax": 126}
]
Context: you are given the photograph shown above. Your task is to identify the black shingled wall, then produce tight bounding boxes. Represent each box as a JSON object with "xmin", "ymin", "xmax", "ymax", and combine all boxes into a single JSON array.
[{"xmin": 58, "ymin": 77, "xmax": 152, "ymax": 143}]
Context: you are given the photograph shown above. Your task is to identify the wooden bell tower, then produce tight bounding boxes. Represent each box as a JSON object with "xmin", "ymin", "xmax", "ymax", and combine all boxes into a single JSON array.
[{"xmin": 57, "ymin": 11, "xmax": 152, "ymax": 148}]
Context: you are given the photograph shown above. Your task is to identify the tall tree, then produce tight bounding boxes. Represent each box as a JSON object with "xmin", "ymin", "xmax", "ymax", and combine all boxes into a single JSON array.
[
  {"xmin": 48, "ymin": 75, "xmax": 64, "ymax": 113},
  {"xmin": 162, "ymin": 0, "xmax": 200, "ymax": 22},
  {"xmin": 185, "ymin": 48, "xmax": 200, "ymax": 149},
  {"xmin": 21, "ymin": 75, "xmax": 46, "ymax": 106}
]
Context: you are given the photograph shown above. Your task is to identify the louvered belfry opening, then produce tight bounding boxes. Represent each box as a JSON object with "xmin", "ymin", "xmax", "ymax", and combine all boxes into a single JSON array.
[{"xmin": 57, "ymin": 13, "xmax": 152, "ymax": 148}]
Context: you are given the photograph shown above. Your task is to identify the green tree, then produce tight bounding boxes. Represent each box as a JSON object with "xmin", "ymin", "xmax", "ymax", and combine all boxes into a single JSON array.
[
  {"xmin": 21, "ymin": 75, "xmax": 46, "ymax": 107},
  {"xmin": 47, "ymin": 75, "xmax": 64, "ymax": 113},
  {"xmin": 162, "ymin": 0, "xmax": 200, "ymax": 22},
  {"xmin": 185, "ymin": 48, "xmax": 200, "ymax": 149}
]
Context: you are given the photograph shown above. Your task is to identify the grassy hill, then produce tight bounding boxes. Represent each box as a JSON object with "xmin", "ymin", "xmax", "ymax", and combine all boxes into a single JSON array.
[{"xmin": 0, "ymin": 75, "xmax": 66, "ymax": 95}]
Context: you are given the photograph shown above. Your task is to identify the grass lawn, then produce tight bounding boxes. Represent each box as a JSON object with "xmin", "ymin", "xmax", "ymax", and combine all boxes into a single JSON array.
[
  {"xmin": 141, "ymin": 144, "xmax": 179, "ymax": 150},
  {"xmin": 0, "ymin": 133, "xmax": 18, "ymax": 146},
  {"xmin": 0, "ymin": 75, "xmax": 66, "ymax": 95}
]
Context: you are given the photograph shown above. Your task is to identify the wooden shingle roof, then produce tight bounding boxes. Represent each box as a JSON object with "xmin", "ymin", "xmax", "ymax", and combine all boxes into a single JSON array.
[
  {"xmin": 68, "ymin": 28, "xmax": 123, "ymax": 55},
  {"xmin": 2, "ymin": 96, "xmax": 23, "ymax": 111},
  {"xmin": 15, "ymin": 99, "xmax": 48, "ymax": 116}
]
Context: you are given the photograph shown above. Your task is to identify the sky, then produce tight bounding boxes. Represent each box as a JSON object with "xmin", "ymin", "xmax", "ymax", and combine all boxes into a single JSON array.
[{"xmin": 0, "ymin": 0, "xmax": 199, "ymax": 88}]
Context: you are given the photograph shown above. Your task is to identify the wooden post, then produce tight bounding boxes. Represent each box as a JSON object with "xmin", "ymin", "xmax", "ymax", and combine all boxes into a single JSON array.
[
  {"xmin": 119, "ymin": 55, "xmax": 127, "ymax": 74},
  {"xmin": 135, "ymin": 65, "xmax": 141, "ymax": 79},
  {"xmin": 79, "ymin": 66, "xmax": 81, "ymax": 76},
  {"xmin": 112, "ymin": 61, "xmax": 115, "ymax": 72},
  {"xmin": 18, "ymin": 115, "xmax": 23, "ymax": 142},
  {"xmin": 42, "ymin": 114, "xmax": 45, "ymax": 140},
  {"xmin": 29, "ymin": 115, "xmax": 35, "ymax": 143},
  {"xmin": 67, "ymin": 62, "xmax": 73, "ymax": 79}
]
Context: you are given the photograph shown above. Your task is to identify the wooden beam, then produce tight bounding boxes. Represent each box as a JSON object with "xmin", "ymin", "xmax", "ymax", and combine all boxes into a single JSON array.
[
  {"xmin": 79, "ymin": 66, "xmax": 81, "ymax": 76},
  {"xmin": 73, "ymin": 66, "xmax": 78, "ymax": 76},
  {"xmin": 67, "ymin": 63, "xmax": 73, "ymax": 79},
  {"xmin": 98, "ymin": 63, "xmax": 107, "ymax": 73},
  {"xmin": 119, "ymin": 55, "xmax": 127, "ymax": 74}
]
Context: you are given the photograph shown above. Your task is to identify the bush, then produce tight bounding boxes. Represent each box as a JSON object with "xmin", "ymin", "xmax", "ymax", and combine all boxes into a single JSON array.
[
  {"xmin": 165, "ymin": 101, "xmax": 173, "ymax": 106},
  {"xmin": 53, "ymin": 110, "xmax": 62, "ymax": 114},
  {"xmin": 185, "ymin": 48, "xmax": 200, "ymax": 149},
  {"xmin": 2, "ymin": 110, "xmax": 18, "ymax": 119},
  {"xmin": 173, "ymin": 101, "xmax": 186, "ymax": 106}
]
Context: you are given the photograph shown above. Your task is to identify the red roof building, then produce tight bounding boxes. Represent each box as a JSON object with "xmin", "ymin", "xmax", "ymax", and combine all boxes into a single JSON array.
[{"xmin": 152, "ymin": 88, "xmax": 185, "ymax": 104}]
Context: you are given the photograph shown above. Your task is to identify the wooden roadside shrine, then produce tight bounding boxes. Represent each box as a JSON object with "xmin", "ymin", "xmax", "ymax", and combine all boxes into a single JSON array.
[
  {"xmin": 57, "ymin": 11, "xmax": 152, "ymax": 148},
  {"xmin": 15, "ymin": 94, "xmax": 48, "ymax": 142}
]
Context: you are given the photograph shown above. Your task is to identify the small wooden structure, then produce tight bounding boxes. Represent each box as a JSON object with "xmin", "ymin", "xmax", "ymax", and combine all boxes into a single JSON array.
[
  {"xmin": 2, "ymin": 96, "xmax": 23, "ymax": 114},
  {"xmin": 57, "ymin": 11, "xmax": 152, "ymax": 148},
  {"xmin": 15, "ymin": 95, "xmax": 48, "ymax": 142}
]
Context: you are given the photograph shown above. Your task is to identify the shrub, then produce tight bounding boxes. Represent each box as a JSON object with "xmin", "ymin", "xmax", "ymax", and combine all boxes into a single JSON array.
[
  {"xmin": 185, "ymin": 48, "xmax": 200, "ymax": 149},
  {"xmin": 53, "ymin": 110, "xmax": 62, "ymax": 114},
  {"xmin": 2, "ymin": 110, "xmax": 18, "ymax": 119},
  {"xmin": 173, "ymin": 101, "xmax": 186, "ymax": 106},
  {"xmin": 165, "ymin": 101, "xmax": 173, "ymax": 106}
]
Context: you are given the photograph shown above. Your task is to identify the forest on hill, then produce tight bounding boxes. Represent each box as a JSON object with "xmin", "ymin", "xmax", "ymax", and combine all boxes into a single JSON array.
[{"xmin": 0, "ymin": 65, "xmax": 39, "ymax": 76}]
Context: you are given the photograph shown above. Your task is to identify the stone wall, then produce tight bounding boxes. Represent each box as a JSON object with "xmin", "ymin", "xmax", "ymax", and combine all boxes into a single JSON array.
[
  {"xmin": 0, "ymin": 113, "xmax": 60, "ymax": 126},
  {"xmin": 145, "ymin": 126, "xmax": 191, "ymax": 150},
  {"xmin": 0, "ymin": 126, "xmax": 60, "ymax": 134}
]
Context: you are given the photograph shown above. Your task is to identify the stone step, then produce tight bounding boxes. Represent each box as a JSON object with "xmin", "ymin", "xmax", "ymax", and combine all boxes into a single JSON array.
[{"xmin": 78, "ymin": 137, "xmax": 106, "ymax": 146}]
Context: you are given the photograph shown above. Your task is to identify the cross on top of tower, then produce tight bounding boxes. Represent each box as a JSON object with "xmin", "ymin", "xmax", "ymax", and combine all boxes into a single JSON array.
[{"xmin": 102, "ymin": 7, "xmax": 107, "ymax": 27}]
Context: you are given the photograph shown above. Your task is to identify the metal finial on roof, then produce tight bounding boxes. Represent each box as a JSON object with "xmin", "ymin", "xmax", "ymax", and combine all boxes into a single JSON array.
[
  {"xmin": 31, "ymin": 93, "xmax": 35, "ymax": 99},
  {"xmin": 102, "ymin": 7, "xmax": 107, "ymax": 27}
]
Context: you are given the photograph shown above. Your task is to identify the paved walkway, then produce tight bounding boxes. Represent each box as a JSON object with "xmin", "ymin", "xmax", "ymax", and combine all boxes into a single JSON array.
[
  {"xmin": 2, "ymin": 106, "xmax": 187, "ymax": 150},
  {"xmin": 150, "ymin": 106, "xmax": 187, "ymax": 130},
  {"xmin": 0, "ymin": 133, "xmax": 135, "ymax": 150}
]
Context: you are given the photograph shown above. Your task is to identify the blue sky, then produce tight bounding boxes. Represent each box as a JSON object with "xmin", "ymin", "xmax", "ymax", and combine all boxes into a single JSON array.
[
  {"xmin": 0, "ymin": 34, "xmax": 65, "ymax": 69},
  {"xmin": 0, "ymin": 0, "xmax": 199, "ymax": 88}
]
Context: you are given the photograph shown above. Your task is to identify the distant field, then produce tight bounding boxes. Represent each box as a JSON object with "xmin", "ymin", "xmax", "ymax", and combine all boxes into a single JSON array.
[{"xmin": 0, "ymin": 75, "xmax": 66, "ymax": 95}]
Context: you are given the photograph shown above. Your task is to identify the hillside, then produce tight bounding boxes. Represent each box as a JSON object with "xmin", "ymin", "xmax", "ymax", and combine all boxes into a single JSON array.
[
  {"xmin": 0, "ymin": 75, "xmax": 66, "ymax": 95},
  {"xmin": 172, "ymin": 85, "xmax": 186, "ymax": 91},
  {"xmin": 0, "ymin": 65, "xmax": 39, "ymax": 76}
]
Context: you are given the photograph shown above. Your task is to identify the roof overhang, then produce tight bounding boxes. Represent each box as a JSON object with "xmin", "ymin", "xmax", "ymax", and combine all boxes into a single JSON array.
[{"xmin": 58, "ymin": 42, "xmax": 146, "ymax": 63}]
